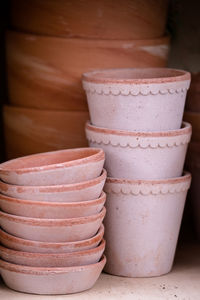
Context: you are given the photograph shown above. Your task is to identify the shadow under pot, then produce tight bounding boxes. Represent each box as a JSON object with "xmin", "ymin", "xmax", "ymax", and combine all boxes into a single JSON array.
[
  {"xmin": 104, "ymin": 172, "xmax": 191, "ymax": 277},
  {"xmin": 83, "ymin": 68, "xmax": 191, "ymax": 131},
  {"xmin": 86, "ymin": 122, "xmax": 192, "ymax": 180}
]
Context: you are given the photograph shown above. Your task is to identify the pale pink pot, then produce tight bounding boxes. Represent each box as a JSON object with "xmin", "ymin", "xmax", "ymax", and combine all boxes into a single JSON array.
[
  {"xmin": 0, "ymin": 224, "xmax": 104, "ymax": 253},
  {"xmin": 0, "ymin": 207, "xmax": 106, "ymax": 242},
  {"xmin": 0, "ymin": 148, "xmax": 105, "ymax": 186},
  {"xmin": 0, "ymin": 192, "xmax": 106, "ymax": 219},
  {"xmin": 86, "ymin": 122, "xmax": 192, "ymax": 180},
  {"xmin": 0, "ymin": 169, "xmax": 106, "ymax": 202},
  {"xmin": 0, "ymin": 255, "xmax": 106, "ymax": 295},
  {"xmin": 83, "ymin": 68, "xmax": 191, "ymax": 131},
  {"xmin": 0, "ymin": 239, "xmax": 105, "ymax": 267},
  {"xmin": 104, "ymin": 173, "xmax": 191, "ymax": 277}
]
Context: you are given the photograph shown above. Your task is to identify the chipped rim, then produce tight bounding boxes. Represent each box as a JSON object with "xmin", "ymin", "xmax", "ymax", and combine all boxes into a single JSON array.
[
  {"xmin": 0, "ymin": 191, "xmax": 106, "ymax": 208},
  {"xmin": 0, "ymin": 224, "xmax": 104, "ymax": 248},
  {"xmin": 0, "ymin": 254, "xmax": 106, "ymax": 275},
  {"xmin": 0, "ymin": 168, "xmax": 106, "ymax": 193},
  {"xmin": 0, "ymin": 207, "xmax": 106, "ymax": 226},
  {"xmin": 0, "ymin": 148, "xmax": 105, "ymax": 174},
  {"xmin": 105, "ymin": 172, "xmax": 191, "ymax": 195},
  {"xmin": 0, "ymin": 239, "xmax": 105, "ymax": 258},
  {"xmin": 83, "ymin": 68, "xmax": 190, "ymax": 84},
  {"xmin": 86, "ymin": 121, "xmax": 192, "ymax": 138}
]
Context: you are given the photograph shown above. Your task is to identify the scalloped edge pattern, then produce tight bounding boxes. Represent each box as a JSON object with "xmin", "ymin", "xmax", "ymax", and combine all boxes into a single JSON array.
[
  {"xmin": 86, "ymin": 129, "xmax": 192, "ymax": 149},
  {"xmin": 83, "ymin": 80, "xmax": 191, "ymax": 96},
  {"xmin": 104, "ymin": 179, "xmax": 191, "ymax": 195}
]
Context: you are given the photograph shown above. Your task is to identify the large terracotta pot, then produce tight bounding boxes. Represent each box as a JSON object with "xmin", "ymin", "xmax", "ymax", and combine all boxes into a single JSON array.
[
  {"xmin": 185, "ymin": 73, "xmax": 200, "ymax": 112},
  {"xmin": 184, "ymin": 111, "xmax": 200, "ymax": 142},
  {"xmin": 6, "ymin": 31, "xmax": 170, "ymax": 111},
  {"xmin": 104, "ymin": 173, "xmax": 191, "ymax": 277},
  {"xmin": 3, "ymin": 106, "xmax": 89, "ymax": 159},
  {"xmin": 10, "ymin": 0, "xmax": 169, "ymax": 40}
]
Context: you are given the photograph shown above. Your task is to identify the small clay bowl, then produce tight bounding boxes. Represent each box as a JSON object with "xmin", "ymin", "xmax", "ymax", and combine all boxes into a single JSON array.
[
  {"xmin": 0, "ymin": 224, "xmax": 104, "ymax": 253},
  {"xmin": 0, "ymin": 239, "xmax": 105, "ymax": 267},
  {"xmin": 0, "ymin": 192, "xmax": 106, "ymax": 219},
  {"xmin": 83, "ymin": 68, "xmax": 191, "ymax": 132},
  {"xmin": 0, "ymin": 147, "xmax": 105, "ymax": 186},
  {"xmin": 86, "ymin": 121, "xmax": 192, "ymax": 180},
  {"xmin": 0, "ymin": 207, "xmax": 106, "ymax": 242},
  {"xmin": 0, "ymin": 169, "xmax": 106, "ymax": 202},
  {"xmin": 0, "ymin": 255, "xmax": 106, "ymax": 295}
]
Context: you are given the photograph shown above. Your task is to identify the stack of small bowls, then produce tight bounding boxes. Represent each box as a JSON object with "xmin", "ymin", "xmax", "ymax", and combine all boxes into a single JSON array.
[
  {"xmin": 0, "ymin": 148, "xmax": 106, "ymax": 295},
  {"xmin": 83, "ymin": 67, "xmax": 192, "ymax": 277}
]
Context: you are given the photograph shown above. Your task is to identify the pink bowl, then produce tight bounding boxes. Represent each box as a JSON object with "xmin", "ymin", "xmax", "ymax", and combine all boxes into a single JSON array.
[
  {"xmin": 0, "ymin": 239, "xmax": 105, "ymax": 267},
  {"xmin": 0, "ymin": 169, "xmax": 106, "ymax": 202},
  {"xmin": 0, "ymin": 148, "xmax": 105, "ymax": 185},
  {"xmin": 0, "ymin": 255, "xmax": 106, "ymax": 295},
  {"xmin": 0, "ymin": 207, "xmax": 106, "ymax": 242},
  {"xmin": 0, "ymin": 224, "xmax": 104, "ymax": 253},
  {"xmin": 0, "ymin": 192, "xmax": 106, "ymax": 219}
]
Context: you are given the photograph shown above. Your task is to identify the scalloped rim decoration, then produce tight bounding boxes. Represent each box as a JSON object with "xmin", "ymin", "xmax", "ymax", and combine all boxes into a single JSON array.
[
  {"xmin": 83, "ymin": 80, "xmax": 191, "ymax": 96},
  {"xmin": 104, "ymin": 173, "xmax": 191, "ymax": 195},
  {"xmin": 86, "ymin": 122, "xmax": 192, "ymax": 149}
]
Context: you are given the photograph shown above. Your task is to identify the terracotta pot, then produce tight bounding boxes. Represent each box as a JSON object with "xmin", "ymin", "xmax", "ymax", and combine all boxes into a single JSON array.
[
  {"xmin": 0, "ymin": 192, "xmax": 106, "ymax": 219},
  {"xmin": 86, "ymin": 122, "xmax": 192, "ymax": 180},
  {"xmin": 0, "ymin": 207, "xmax": 106, "ymax": 242},
  {"xmin": 10, "ymin": 0, "xmax": 169, "ymax": 39},
  {"xmin": 6, "ymin": 31, "xmax": 170, "ymax": 111},
  {"xmin": 0, "ymin": 239, "xmax": 105, "ymax": 267},
  {"xmin": 0, "ymin": 255, "xmax": 106, "ymax": 295},
  {"xmin": 0, "ymin": 169, "xmax": 106, "ymax": 202},
  {"xmin": 83, "ymin": 68, "xmax": 191, "ymax": 131},
  {"xmin": 3, "ymin": 106, "xmax": 89, "ymax": 160},
  {"xmin": 184, "ymin": 111, "xmax": 200, "ymax": 142},
  {"xmin": 104, "ymin": 173, "xmax": 191, "ymax": 277},
  {"xmin": 0, "ymin": 224, "xmax": 104, "ymax": 253},
  {"xmin": 0, "ymin": 147, "xmax": 104, "ymax": 186},
  {"xmin": 185, "ymin": 73, "xmax": 200, "ymax": 112}
]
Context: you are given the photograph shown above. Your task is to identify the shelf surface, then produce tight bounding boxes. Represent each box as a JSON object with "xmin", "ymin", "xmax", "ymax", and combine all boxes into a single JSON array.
[{"xmin": 0, "ymin": 242, "xmax": 199, "ymax": 299}]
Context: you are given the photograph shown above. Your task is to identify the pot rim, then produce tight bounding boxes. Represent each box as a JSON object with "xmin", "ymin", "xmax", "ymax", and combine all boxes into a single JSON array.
[
  {"xmin": 0, "ymin": 254, "xmax": 106, "ymax": 274},
  {"xmin": 0, "ymin": 207, "xmax": 106, "ymax": 226},
  {"xmin": 0, "ymin": 239, "xmax": 105, "ymax": 258},
  {"xmin": 0, "ymin": 191, "xmax": 106, "ymax": 208},
  {"xmin": 86, "ymin": 121, "xmax": 191, "ymax": 138},
  {"xmin": 0, "ymin": 168, "xmax": 106, "ymax": 193},
  {"xmin": 0, "ymin": 224, "xmax": 104, "ymax": 247},
  {"xmin": 83, "ymin": 68, "xmax": 190, "ymax": 84},
  {"xmin": 0, "ymin": 148, "xmax": 104, "ymax": 174}
]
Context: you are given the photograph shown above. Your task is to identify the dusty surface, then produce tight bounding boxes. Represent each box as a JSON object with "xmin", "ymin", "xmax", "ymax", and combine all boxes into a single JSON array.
[{"xmin": 0, "ymin": 242, "xmax": 199, "ymax": 299}]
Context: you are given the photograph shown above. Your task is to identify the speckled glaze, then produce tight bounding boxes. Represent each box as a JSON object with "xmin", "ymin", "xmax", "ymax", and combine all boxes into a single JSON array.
[
  {"xmin": 83, "ymin": 68, "xmax": 191, "ymax": 131},
  {"xmin": 0, "ymin": 207, "xmax": 106, "ymax": 242},
  {"xmin": 0, "ymin": 255, "xmax": 106, "ymax": 295},
  {"xmin": 3, "ymin": 106, "xmax": 89, "ymax": 160},
  {"xmin": 10, "ymin": 0, "xmax": 169, "ymax": 39},
  {"xmin": 0, "ymin": 169, "xmax": 106, "ymax": 202},
  {"xmin": 0, "ymin": 239, "xmax": 105, "ymax": 267},
  {"xmin": 6, "ymin": 31, "xmax": 170, "ymax": 111},
  {"xmin": 86, "ymin": 122, "xmax": 192, "ymax": 180},
  {"xmin": 104, "ymin": 173, "xmax": 191, "ymax": 277},
  {"xmin": 0, "ymin": 224, "xmax": 104, "ymax": 253},
  {"xmin": 0, "ymin": 192, "xmax": 106, "ymax": 219},
  {"xmin": 0, "ymin": 148, "xmax": 105, "ymax": 186}
]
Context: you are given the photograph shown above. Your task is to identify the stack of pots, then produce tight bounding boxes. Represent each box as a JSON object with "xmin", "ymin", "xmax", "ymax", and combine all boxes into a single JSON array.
[
  {"xmin": 5, "ymin": 0, "xmax": 169, "ymax": 159},
  {"xmin": 84, "ymin": 67, "xmax": 192, "ymax": 277},
  {"xmin": 184, "ymin": 73, "xmax": 200, "ymax": 238},
  {"xmin": 0, "ymin": 148, "xmax": 107, "ymax": 294}
]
